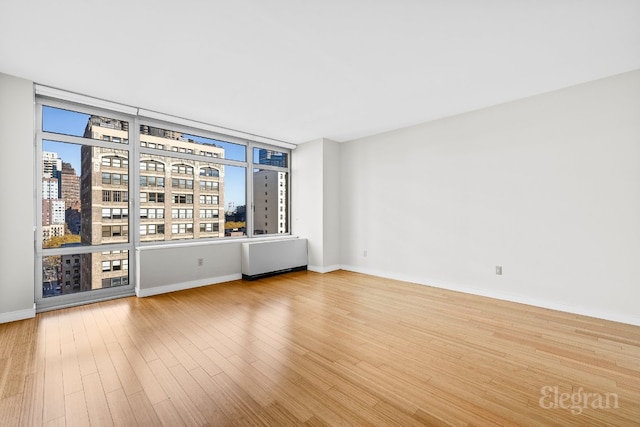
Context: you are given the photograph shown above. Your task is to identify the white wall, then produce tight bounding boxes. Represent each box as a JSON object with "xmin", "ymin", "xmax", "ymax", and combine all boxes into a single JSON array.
[
  {"xmin": 137, "ymin": 241, "xmax": 243, "ymax": 297},
  {"xmin": 137, "ymin": 236, "xmax": 309, "ymax": 296},
  {"xmin": 0, "ymin": 72, "xmax": 36, "ymax": 323},
  {"xmin": 292, "ymin": 138, "xmax": 341, "ymax": 272},
  {"xmin": 322, "ymin": 139, "xmax": 341, "ymax": 268},
  {"xmin": 292, "ymin": 138, "xmax": 324, "ymax": 268},
  {"xmin": 340, "ymin": 69, "xmax": 640, "ymax": 326}
]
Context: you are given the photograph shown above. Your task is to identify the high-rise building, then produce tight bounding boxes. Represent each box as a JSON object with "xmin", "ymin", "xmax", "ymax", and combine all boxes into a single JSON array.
[
  {"xmin": 60, "ymin": 161, "xmax": 82, "ymax": 236},
  {"xmin": 59, "ymin": 162, "xmax": 80, "ymax": 206},
  {"xmin": 80, "ymin": 117, "xmax": 130, "ymax": 292},
  {"xmin": 253, "ymin": 149, "xmax": 288, "ymax": 235},
  {"xmin": 42, "ymin": 175, "xmax": 65, "ymax": 242},
  {"xmin": 258, "ymin": 149, "xmax": 287, "ymax": 167},
  {"xmin": 42, "ymin": 177, "xmax": 59, "ymax": 200},
  {"xmin": 253, "ymin": 169, "xmax": 287, "ymax": 235},
  {"xmin": 42, "ymin": 151, "xmax": 62, "ymax": 178},
  {"xmin": 137, "ymin": 128, "xmax": 225, "ymax": 243},
  {"xmin": 60, "ymin": 254, "xmax": 81, "ymax": 294},
  {"xmin": 66, "ymin": 201, "xmax": 82, "ymax": 235},
  {"xmin": 42, "ymin": 223, "xmax": 65, "ymax": 243},
  {"xmin": 42, "ymin": 199, "xmax": 65, "ymax": 226},
  {"xmin": 78, "ymin": 116, "xmax": 225, "ymax": 291}
]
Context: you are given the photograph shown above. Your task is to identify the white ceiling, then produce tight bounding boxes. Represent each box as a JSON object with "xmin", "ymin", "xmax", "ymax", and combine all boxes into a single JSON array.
[{"xmin": 1, "ymin": 1, "xmax": 639, "ymax": 144}]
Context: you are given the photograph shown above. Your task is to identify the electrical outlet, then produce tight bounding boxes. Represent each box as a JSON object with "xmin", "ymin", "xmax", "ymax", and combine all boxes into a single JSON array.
[
  {"xmin": 198, "ymin": 258, "xmax": 204, "ymax": 267},
  {"xmin": 496, "ymin": 266, "xmax": 502, "ymax": 275},
  {"xmin": 363, "ymin": 250, "xmax": 367, "ymax": 257}
]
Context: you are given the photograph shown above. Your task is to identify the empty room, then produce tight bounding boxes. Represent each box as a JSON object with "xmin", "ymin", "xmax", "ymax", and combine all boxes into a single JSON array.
[{"xmin": 1, "ymin": 1, "xmax": 639, "ymax": 425}]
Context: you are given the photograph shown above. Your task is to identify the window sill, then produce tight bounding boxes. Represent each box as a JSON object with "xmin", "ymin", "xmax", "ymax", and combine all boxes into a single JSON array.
[{"xmin": 137, "ymin": 234, "xmax": 298, "ymax": 251}]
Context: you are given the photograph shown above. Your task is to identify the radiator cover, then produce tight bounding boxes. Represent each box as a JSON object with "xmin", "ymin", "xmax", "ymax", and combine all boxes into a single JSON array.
[{"xmin": 241, "ymin": 238, "xmax": 308, "ymax": 280}]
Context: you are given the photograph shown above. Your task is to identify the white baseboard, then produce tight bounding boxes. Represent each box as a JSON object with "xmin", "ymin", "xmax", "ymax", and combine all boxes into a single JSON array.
[
  {"xmin": 136, "ymin": 273, "xmax": 242, "ymax": 298},
  {"xmin": 0, "ymin": 304, "xmax": 36, "ymax": 324},
  {"xmin": 308, "ymin": 264, "xmax": 341, "ymax": 274},
  {"xmin": 340, "ymin": 265, "xmax": 640, "ymax": 327}
]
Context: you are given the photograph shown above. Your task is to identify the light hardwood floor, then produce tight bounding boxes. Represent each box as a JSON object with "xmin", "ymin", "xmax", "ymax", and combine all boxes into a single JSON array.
[{"xmin": 1, "ymin": 270, "xmax": 639, "ymax": 426}]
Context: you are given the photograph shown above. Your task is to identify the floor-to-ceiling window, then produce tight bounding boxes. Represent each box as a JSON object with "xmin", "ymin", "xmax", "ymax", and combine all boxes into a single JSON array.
[
  {"xmin": 35, "ymin": 92, "xmax": 291, "ymax": 311},
  {"xmin": 37, "ymin": 101, "xmax": 134, "ymax": 308}
]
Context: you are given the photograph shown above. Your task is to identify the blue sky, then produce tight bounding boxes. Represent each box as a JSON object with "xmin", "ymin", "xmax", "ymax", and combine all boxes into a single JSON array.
[{"xmin": 42, "ymin": 106, "xmax": 247, "ymax": 210}]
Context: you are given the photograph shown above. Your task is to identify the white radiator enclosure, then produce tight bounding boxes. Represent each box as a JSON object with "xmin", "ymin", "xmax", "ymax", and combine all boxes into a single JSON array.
[{"xmin": 241, "ymin": 238, "xmax": 308, "ymax": 280}]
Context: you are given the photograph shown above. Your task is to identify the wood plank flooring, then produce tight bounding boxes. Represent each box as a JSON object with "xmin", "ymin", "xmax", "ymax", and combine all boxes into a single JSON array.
[{"xmin": 1, "ymin": 270, "xmax": 639, "ymax": 426}]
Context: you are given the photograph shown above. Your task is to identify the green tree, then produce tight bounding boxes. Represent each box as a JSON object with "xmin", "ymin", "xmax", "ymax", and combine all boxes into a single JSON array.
[
  {"xmin": 225, "ymin": 221, "xmax": 246, "ymax": 230},
  {"xmin": 43, "ymin": 234, "xmax": 81, "ymax": 249}
]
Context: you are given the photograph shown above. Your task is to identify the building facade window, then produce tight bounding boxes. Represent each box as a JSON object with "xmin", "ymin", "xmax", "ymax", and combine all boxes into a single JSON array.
[
  {"xmin": 172, "ymin": 178, "xmax": 193, "ymax": 189},
  {"xmin": 172, "ymin": 164, "xmax": 193, "ymax": 175},
  {"xmin": 199, "ymin": 181, "xmax": 218, "ymax": 191},
  {"xmin": 172, "ymin": 194, "xmax": 193, "ymax": 204},
  {"xmin": 199, "ymin": 195, "xmax": 218, "ymax": 205},
  {"xmin": 140, "ymin": 224, "xmax": 165, "ymax": 235},
  {"xmin": 102, "ymin": 156, "xmax": 128, "ymax": 168},
  {"xmin": 140, "ymin": 208, "xmax": 164, "ymax": 219},
  {"xmin": 200, "ymin": 223, "xmax": 219, "ymax": 233},
  {"xmin": 102, "ymin": 225, "xmax": 129, "ymax": 238},
  {"xmin": 171, "ymin": 223, "xmax": 194, "ymax": 234},
  {"xmin": 140, "ymin": 160, "xmax": 165, "ymax": 172},
  {"xmin": 140, "ymin": 176, "xmax": 165, "ymax": 187},
  {"xmin": 199, "ymin": 209, "xmax": 219, "ymax": 219},
  {"xmin": 200, "ymin": 167, "xmax": 219, "ymax": 177},
  {"xmin": 101, "ymin": 208, "xmax": 129, "ymax": 219},
  {"xmin": 140, "ymin": 192, "xmax": 165, "ymax": 203},
  {"xmin": 101, "ymin": 172, "xmax": 128, "ymax": 185},
  {"xmin": 171, "ymin": 208, "xmax": 193, "ymax": 219}
]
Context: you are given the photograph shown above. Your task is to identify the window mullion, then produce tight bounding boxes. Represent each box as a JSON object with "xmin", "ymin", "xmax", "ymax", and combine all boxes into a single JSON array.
[
  {"xmin": 247, "ymin": 142, "xmax": 254, "ymax": 238},
  {"xmin": 131, "ymin": 115, "xmax": 140, "ymax": 266}
]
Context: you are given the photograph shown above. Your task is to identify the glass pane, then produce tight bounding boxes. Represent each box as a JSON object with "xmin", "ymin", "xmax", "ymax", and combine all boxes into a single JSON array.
[
  {"xmin": 253, "ymin": 148, "xmax": 288, "ymax": 168},
  {"xmin": 138, "ymin": 147, "xmax": 246, "ymax": 240},
  {"xmin": 42, "ymin": 250, "xmax": 129, "ymax": 298},
  {"xmin": 224, "ymin": 165, "xmax": 246, "ymax": 237},
  {"xmin": 252, "ymin": 169, "xmax": 287, "ymax": 235},
  {"xmin": 43, "ymin": 106, "xmax": 129, "ymax": 143},
  {"xmin": 139, "ymin": 124, "xmax": 246, "ymax": 161},
  {"xmin": 42, "ymin": 141, "xmax": 129, "ymax": 248}
]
